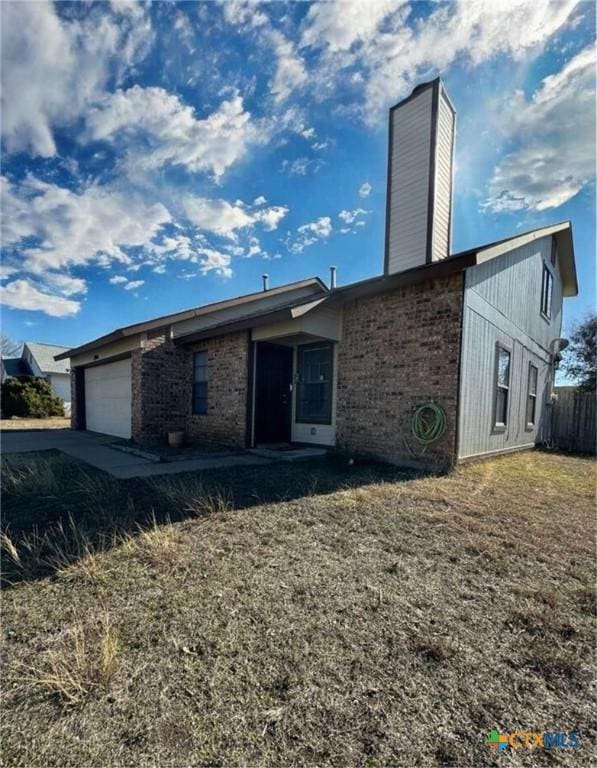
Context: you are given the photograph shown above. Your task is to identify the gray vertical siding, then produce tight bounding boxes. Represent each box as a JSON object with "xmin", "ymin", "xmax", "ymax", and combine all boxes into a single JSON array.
[
  {"xmin": 431, "ymin": 89, "xmax": 454, "ymax": 262},
  {"xmin": 465, "ymin": 236, "xmax": 563, "ymax": 351},
  {"xmin": 458, "ymin": 235, "xmax": 563, "ymax": 460},
  {"xmin": 387, "ymin": 87, "xmax": 433, "ymax": 273}
]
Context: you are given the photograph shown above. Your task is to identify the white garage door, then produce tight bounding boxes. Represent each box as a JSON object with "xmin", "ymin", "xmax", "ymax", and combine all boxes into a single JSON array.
[{"xmin": 85, "ymin": 358, "xmax": 132, "ymax": 439}]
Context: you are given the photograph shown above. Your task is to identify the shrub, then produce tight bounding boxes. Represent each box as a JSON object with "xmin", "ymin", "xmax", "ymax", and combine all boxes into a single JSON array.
[{"xmin": 1, "ymin": 376, "xmax": 65, "ymax": 418}]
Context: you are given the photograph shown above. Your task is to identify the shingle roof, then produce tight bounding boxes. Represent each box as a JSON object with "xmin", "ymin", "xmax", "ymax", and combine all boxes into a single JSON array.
[
  {"xmin": 56, "ymin": 220, "xmax": 578, "ymax": 361},
  {"xmin": 55, "ymin": 277, "xmax": 327, "ymax": 360},
  {"xmin": 25, "ymin": 342, "xmax": 71, "ymax": 374},
  {"xmin": 2, "ymin": 358, "xmax": 33, "ymax": 377}
]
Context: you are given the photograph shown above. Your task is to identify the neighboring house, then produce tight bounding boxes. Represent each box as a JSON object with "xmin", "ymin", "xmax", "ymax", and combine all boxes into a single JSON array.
[
  {"xmin": 57, "ymin": 79, "xmax": 578, "ymax": 468},
  {"xmin": 2, "ymin": 342, "xmax": 72, "ymax": 414}
]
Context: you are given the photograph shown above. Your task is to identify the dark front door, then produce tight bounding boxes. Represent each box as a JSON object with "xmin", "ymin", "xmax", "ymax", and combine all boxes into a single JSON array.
[{"xmin": 254, "ymin": 341, "xmax": 293, "ymax": 444}]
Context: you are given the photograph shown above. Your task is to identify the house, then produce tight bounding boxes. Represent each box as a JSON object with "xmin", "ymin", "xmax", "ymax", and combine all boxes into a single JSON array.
[
  {"xmin": 56, "ymin": 78, "xmax": 578, "ymax": 468},
  {"xmin": 3, "ymin": 342, "xmax": 72, "ymax": 414}
]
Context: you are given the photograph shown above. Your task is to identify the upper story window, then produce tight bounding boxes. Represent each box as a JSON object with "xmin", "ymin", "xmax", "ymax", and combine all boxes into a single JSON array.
[
  {"xmin": 494, "ymin": 343, "xmax": 511, "ymax": 431},
  {"xmin": 550, "ymin": 237, "xmax": 558, "ymax": 266},
  {"xmin": 296, "ymin": 342, "xmax": 333, "ymax": 424},
  {"xmin": 192, "ymin": 351, "xmax": 208, "ymax": 415},
  {"xmin": 526, "ymin": 363, "xmax": 538, "ymax": 429},
  {"xmin": 540, "ymin": 264, "xmax": 553, "ymax": 320}
]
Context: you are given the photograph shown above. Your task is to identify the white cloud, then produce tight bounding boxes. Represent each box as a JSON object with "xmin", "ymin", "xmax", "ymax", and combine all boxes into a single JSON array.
[
  {"xmin": 269, "ymin": 30, "xmax": 308, "ymax": 104},
  {"xmin": 484, "ymin": 44, "xmax": 596, "ymax": 211},
  {"xmin": 300, "ymin": 0, "xmax": 581, "ymax": 119},
  {"xmin": 246, "ymin": 237, "xmax": 262, "ymax": 258},
  {"xmin": 43, "ymin": 274, "xmax": 87, "ymax": 297},
  {"xmin": 196, "ymin": 248, "xmax": 232, "ymax": 278},
  {"xmin": 0, "ymin": 1, "xmax": 151, "ymax": 157},
  {"xmin": 0, "ymin": 265, "xmax": 17, "ymax": 281},
  {"xmin": 359, "ymin": 182, "xmax": 372, "ymax": 198},
  {"xmin": 253, "ymin": 195, "xmax": 267, "ymax": 206},
  {"xmin": 86, "ymin": 87, "xmax": 261, "ymax": 180},
  {"xmin": 183, "ymin": 196, "xmax": 288, "ymax": 238},
  {"xmin": 287, "ymin": 216, "xmax": 333, "ymax": 253},
  {"xmin": 183, "ymin": 197, "xmax": 254, "ymax": 238},
  {"xmin": 124, "ymin": 279, "xmax": 144, "ymax": 291},
  {"xmin": 339, "ymin": 208, "xmax": 369, "ymax": 224},
  {"xmin": 300, "ymin": 127, "xmax": 316, "ymax": 140},
  {"xmin": 300, "ymin": 0, "xmax": 401, "ymax": 53},
  {"xmin": 109, "ymin": 0, "xmax": 145, "ymax": 19},
  {"xmin": 299, "ymin": 217, "xmax": 333, "ymax": 239},
  {"xmin": 221, "ymin": 3, "xmax": 306, "ymax": 105},
  {"xmin": 0, "ymin": 279, "xmax": 80, "ymax": 317},
  {"xmin": 150, "ymin": 235, "xmax": 195, "ymax": 262},
  {"xmin": 110, "ymin": 275, "xmax": 144, "ymax": 291},
  {"xmin": 222, "ymin": 0, "xmax": 268, "ymax": 29},
  {"xmin": 173, "ymin": 10, "xmax": 195, "ymax": 51},
  {"xmin": 281, "ymin": 156, "xmax": 324, "ymax": 176},
  {"xmin": 258, "ymin": 206, "xmax": 289, "ymax": 231},
  {"xmin": 1, "ymin": 175, "xmax": 171, "ymax": 274}
]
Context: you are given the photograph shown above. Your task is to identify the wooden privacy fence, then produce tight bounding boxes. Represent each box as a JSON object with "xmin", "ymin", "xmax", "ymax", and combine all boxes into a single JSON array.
[{"xmin": 551, "ymin": 389, "xmax": 596, "ymax": 455}]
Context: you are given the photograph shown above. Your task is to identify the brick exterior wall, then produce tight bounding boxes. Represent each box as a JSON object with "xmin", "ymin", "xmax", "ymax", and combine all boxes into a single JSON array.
[
  {"xmin": 336, "ymin": 273, "xmax": 464, "ymax": 469},
  {"xmin": 185, "ymin": 332, "xmax": 249, "ymax": 447},
  {"xmin": 131, "ymin": 329, "xmax": 189, "ymax": 443},
  {"xmin": 71, "ymin": 276, "xmax": 463, "ymax": 464},
  {"xmin": 129, "ymin": 328, "xmax": 249, "ymax": 447},
  {"xmin": 70, "ymin": 369, "xmax": 79, "ymax": 429}
]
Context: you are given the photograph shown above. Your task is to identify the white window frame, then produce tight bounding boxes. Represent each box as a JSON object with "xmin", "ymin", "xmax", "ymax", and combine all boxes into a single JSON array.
[
  {"xmin": 526, "ymin": 362, "xmax": 538, "ymax": 430},
  {"xmin": 493, "ymin": 342, "xmax": 511, "ymax": 433}
]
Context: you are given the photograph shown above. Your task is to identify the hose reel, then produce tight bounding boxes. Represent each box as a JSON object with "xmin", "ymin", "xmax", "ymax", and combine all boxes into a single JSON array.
[{"xmin": 411, "ymin": 402, "xmax": 447, "ymax": 447}]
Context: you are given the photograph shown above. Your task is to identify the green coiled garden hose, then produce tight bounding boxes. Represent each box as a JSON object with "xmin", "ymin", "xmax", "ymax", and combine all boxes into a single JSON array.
[{"xmin": 411, "ymin": 402, "xmax": 447, "ymax": 446}]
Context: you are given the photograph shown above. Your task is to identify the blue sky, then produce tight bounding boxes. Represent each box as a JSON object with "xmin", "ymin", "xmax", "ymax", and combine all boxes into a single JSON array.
[{"xmin": 1, "ymin": 0, "xmax": 595, "ymax": 350}]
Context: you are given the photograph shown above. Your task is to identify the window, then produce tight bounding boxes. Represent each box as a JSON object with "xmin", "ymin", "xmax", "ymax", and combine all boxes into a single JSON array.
[
  {"xmin": 494, "ymin": 344, "xmax": 511, "ymax": 430},
  {"xmin": 526, "ymin": 363, "xmax": 538, "ymax": 428},
  {"xmin": 296, "ymin": 342, "xmax": 333, "ymax": 424},
  {"xmin": 550, "ymin": 237, "xmax": 558, "ymax": 266},
  {"xmin": 541, "ymin": 264, "xmax": 553, "ymax": 320},
  {"xmin": 192, "ymin": 351, "xmax": 208, "ymax": 415}
]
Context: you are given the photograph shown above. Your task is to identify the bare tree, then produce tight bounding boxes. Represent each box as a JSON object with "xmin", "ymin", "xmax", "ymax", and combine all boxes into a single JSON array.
[{"xmin": 0, "ymin": 334, "xmax": 21, "ymax": 358}]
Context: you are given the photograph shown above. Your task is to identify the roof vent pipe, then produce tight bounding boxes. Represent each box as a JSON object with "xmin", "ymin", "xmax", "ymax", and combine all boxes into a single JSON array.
[
  {"xmin": 329, "ymin": 265, "xmax": 337, "ymax": 290},
  {"xmin": 262, "ymin": 273, "xmax": 269, "ymax": 292}
]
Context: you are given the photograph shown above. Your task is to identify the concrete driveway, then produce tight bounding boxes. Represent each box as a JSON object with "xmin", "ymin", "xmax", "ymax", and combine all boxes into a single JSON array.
[{"xmin": 1, "ymin": 428, "xmax": 271, "ymax": 478}]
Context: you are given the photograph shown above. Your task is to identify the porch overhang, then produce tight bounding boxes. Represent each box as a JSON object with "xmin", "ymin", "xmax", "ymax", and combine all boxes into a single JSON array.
[{"xmin": 174, "ymin": 296, "xmax": 341, "ymax": 345}]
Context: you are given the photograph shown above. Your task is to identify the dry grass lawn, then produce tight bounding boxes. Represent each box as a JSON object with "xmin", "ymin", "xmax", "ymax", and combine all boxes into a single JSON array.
[
  {"xmin": 1, "ymin": 450, "xmax": 595, "ymax": 766},
  {"xmin": 1, "ymin": 417, "xmax": 70, "ymax": 430}
]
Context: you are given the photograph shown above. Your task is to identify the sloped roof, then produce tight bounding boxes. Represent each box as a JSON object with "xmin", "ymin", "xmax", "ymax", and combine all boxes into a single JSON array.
[
  {"xmin": 174, "ymin": 295, "xmax": 330, "ymax": 345},
  {"xmin": 56, "ymin": 277, "xmax": 327, "ymax": 360},
  {"xmin": 2, "ymin": 358, "xmax": 33, "ymax": 377},
  {"xmin": 332, "ymin": 220, "xmax": 577, "ymax": 302},
  {"xmin": 25, "ymin": 342, "xmax": 70, "ymax": 374},
  {"xmin": 56, "ymin": 221, "xmax": 578, "ymax": 360},
  {"xmin": 452, "ymin": 221, "xmax": 577, "ymax": 296}
]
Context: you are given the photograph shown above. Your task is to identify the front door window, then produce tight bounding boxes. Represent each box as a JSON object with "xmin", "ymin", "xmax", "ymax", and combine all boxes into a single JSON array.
[{"xmin": 296, "ymin": 342, "xmax": 334, "ymax": 424}]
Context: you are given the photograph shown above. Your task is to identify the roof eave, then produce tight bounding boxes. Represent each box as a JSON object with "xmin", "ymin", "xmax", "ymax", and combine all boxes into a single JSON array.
[
  {"xmin": 55, "ymin": 276, "xmax": 328, "ymax": 360},
  {"xmin": 174, "ymin": 295, "xmax": 332, "ymax": 345}
]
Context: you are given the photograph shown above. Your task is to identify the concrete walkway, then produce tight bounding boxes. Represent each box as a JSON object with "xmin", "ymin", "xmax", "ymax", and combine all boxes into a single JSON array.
[{"xmin": 1, "ymin": 429, "xmax": 272, "ymax": 478}]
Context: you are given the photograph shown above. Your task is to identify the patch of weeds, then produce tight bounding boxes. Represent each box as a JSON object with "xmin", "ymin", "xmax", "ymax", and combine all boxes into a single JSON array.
[
  {"xmin": 1, "ymin": 514, "xmax": 110, "ymax": 584},
  {"xmin": 125, "ymin": 515, "xmax": 184, "ymax": 572},
  {"xmin": 15, "ymin": 615, "xmax": 119, "ymax": 706},
  {"xmin": 145, "ymin": 475, "xmax": 233, "ymax": 518}
]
